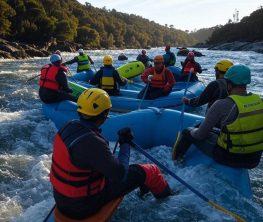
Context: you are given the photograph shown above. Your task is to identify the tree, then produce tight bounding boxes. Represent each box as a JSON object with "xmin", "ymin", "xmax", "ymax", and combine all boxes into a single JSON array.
[
  {"xmin": 0, "ymin": 1, "xmax": 16, "ymax": 37},
  {"xmin": 77, "ymin": 26, "xmax": 100, "ymax": 47}
]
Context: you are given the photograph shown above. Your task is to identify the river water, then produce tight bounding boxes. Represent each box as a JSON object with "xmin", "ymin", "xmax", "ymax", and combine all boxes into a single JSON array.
[{"xmin": 0, "ymin": 48, "xmax": 263, "ymax": 222}]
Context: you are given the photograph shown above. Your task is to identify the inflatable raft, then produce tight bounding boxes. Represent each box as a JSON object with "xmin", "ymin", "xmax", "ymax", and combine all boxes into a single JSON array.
[
  {"xmin": 44, "ymin": 197, "xmax": 123, "ymax": 222},
  {"xmin": 67, "ymin": 80, "xmax": 205, "ymax": 112},
  {"xmin": 42, "ymin": 105, "xmax": 252, "ymax": 200},
  {"xmin": 70, "ymin": 61, "xmax": 145, "ymax": 82}
]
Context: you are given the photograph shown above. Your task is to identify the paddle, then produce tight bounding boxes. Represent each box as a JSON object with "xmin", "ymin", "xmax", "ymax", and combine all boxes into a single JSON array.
[
  {"xmin": 43, "ymin": 204, "xmax": 56, "ymax": 222},
  {"xmin": 92, "ymin": 63, "xmax": 97, "ymax": 72},
  {"xmin": 26, "ymin": 74, "xmax": 40, "ymax": 82},
  {"xmin": 138, "ymin": 81, "xmax": 150, "ymax": 110},
  {"xmin": 172, "ymin": 70, "xmax": 192, "ymax": 160},
  {"xmin": 113, "ymin": 140, "xmax": 119, "ymax": 154},
  {"xmin": 132, "ymin": 141, "xmax": 246, "ymax": 222}
]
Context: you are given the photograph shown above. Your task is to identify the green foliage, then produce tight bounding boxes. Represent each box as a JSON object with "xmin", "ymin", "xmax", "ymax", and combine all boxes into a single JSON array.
[
  {"xmin": 3, "ymin": 0, "xmax": 197, "ymax": 48},
  {"xmin": 77, "ymin": 26, "xmax": 100, "ymax": 47},
  {"xmin": 0, "ymin": 1, "xmax": 16, "ymax": 37},
  {"xmin": 207, "ymin": 7, "xmax": 263, "ymax": 44},
  {"xmin": 189, "ymin": 27, "xmax": 217, "ymax": 43}
]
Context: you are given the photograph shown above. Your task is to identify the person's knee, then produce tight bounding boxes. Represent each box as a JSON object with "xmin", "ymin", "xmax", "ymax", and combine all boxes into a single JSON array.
[
  {"xmin": 137, "ymin": 164, "xmax": 171, "ymax": 199},
  {"xmin": 182, "ymin": 127, "xmax": 194, "ymax": 138}
]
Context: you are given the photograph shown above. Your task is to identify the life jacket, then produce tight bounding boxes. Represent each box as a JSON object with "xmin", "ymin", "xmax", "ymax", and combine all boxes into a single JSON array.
[
  {"xmin": 150, "ymin": 68, "xmax": 166, "ymax": 88},
  {"xmin": 217, "ymin": 94, "xmax": 263, "ymax": 154},
  {"xmin": 183, "ymin": 61, "xmax": 197, "ymax": 75},
  {"xmin": 100, "ymin": 67, "xmax": 115, "ymax": 90},
  {"xmin": 50, "ymin": 121, "xmax": 105, "ymax": 198},
  {"xmin": 39, "ymin": 64, "xmax": 66, "ymax": 91},
  {"xmin": 77, "ymin": 54, "xmax": 90, "ymax": 71}
]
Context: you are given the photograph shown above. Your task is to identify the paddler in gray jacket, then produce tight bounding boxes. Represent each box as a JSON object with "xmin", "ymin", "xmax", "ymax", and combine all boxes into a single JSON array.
[{"xmin": 174, "ymin": 64, "xmax": 263, "ymax": 169}]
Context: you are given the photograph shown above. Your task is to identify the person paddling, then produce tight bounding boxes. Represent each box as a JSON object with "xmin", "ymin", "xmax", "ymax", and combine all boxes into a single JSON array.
[
  {"xmin": 38, "ymin": 54, "xmax": 77, "ymax": 103},
  {"xmin": 174, "ymin": 64, "xmax": 263, "ymax": 168},
  {"xmin": 137, "ymin": 55, "xmax": 175, "ymax": 100},
  {"xmin": 64, "ymin": 48, "xmax": 94, "ymax": 73},
  {"xmin": 90, "ymin": 55, "xmax": 127, "ymax": 96},
  {"xmin": 163, "ymin": 45, "xmax": 176, "ymax": 67},
  {"xmin": 182, "ymin": 59, "xmax": 234, "ymax": 111},
  {"xmin": 180, "ymin": 51, "xmax": 202, "ymax": 81},
  {"xmin": 49, "ymin": 88, "xmax": 173, "ymax": 220},
  {"xmin": 136, "ymin": 49, "xmax": 153, "ymax": 68}
]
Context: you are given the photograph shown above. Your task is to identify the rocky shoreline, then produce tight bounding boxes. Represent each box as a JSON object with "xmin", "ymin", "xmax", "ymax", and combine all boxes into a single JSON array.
[
  {"xmin": 1, "ymin": 38, "xmax": 263, "ymax": 59},
  {"xmin": 195, "ymin": 41, "xmax": 263, "ymax": 54},
  {"xmin": 0, "ymin": 38, "xmax": 83, "ymax": 59}
]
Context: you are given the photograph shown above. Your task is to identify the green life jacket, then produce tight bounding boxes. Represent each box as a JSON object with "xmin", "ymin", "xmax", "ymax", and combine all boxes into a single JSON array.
[
  {"xmin": 217, "ymin": 94, "xmax": 263, "ymax": 154},
  {"xmin": 77, "ymin": 54, "xmax": 90, "ymax": 72}
]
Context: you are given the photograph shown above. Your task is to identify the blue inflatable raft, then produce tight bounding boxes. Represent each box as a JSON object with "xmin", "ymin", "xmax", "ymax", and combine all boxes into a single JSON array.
[
  {"xmin": 68, "ymin": 80, "xmax": 205, "ymax": 112},
  {"xmin": 42, "ymin": 103, "xmax": 252, "ymax": 199}
]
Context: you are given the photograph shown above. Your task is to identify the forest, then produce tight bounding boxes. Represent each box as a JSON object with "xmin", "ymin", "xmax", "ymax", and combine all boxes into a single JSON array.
[
  {"xmin": 0, "ymin": 0, "xmax": 196, "ymax": 49},
  {"xmin": 207, "ymin": 7, "xmax": 263, "ymax": 44}
]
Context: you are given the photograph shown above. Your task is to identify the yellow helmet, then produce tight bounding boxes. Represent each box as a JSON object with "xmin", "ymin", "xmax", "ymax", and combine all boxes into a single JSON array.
[
  {"xmin": 214, "ymin": 59, "xmax": 234, "ymax": 73},
  {"xmin": 77, "ymin": 88, "xmax": 112, "ymax": 116},
  {"xmin": 154, "ymin": 55, "xmax": 164, "ymax": 63},
  {"xmin": 103, "ymin": 55, "xmax": 113, "ymax": 65}
]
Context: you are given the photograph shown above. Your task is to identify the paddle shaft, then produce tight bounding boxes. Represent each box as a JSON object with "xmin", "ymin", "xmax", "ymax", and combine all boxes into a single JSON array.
[
  {"xmin": 133, "ymin": 142, "xmax": 245, "ymax": 222},
  {"xmin": 43, "ymin": 204, "xmax": 56, "ymax": 222},
  {"xmin": 113, "ymin": 140, "xmax": 119, "ymax": 154},
  {"xmin": 26, "ymin": 74, "xmax": 40, "ymax": 82},
  {"xmin": 92, "ymin": 64, "xmax": 97, "ymax": 72},
  {"xmin": 172, "ymin": 71, "xmax": 192, "ymax": 159},
  {"xmin": 138, "ymin": 82, "xmax": 150, "ymax": 110}
]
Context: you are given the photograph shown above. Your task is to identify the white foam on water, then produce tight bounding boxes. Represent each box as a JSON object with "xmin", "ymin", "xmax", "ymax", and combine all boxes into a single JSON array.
[{"xmin": 1, "ymin": 49, "xmax": 263, "ymax": 222}]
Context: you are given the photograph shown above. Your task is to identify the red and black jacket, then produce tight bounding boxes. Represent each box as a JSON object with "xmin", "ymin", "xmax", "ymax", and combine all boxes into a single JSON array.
[{"xmin": 50, "ymin": 121, "xmax": 105, "ymax": 198}]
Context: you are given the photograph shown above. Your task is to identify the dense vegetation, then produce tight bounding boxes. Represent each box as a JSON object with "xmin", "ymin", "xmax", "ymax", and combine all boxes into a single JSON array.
[
  {"xmin": 0, "ymin": 0, "xmax": 196, "ymax": 49},
  {"xmin": 207, "ymin": 7, "xmax": 263, "ymax": 44},
  {"xmin": 189, "ymin": 27, "xmax": 216, "ymax": 43}
]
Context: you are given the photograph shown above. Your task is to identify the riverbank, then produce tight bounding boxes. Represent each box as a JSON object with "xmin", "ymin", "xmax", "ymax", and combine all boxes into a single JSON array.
[
  {"xmin": 0, "ymin": 38, "xmax": 83, "ymax": 59},
  {"xmin": 195, "ymin": 41, "xmax": 263, "ymax": 54}
]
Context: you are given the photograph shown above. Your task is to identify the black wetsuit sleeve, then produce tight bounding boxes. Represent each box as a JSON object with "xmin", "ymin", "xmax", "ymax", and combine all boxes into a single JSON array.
[
  {"xmin": 70, "ymin": 134, "xmax": 126, "ymax": 182},
  {"xmin": 189, "ymin": 81, "xmax": 219, "ymax": 107},
  {"xmin": 196, "ymin": 62, "xmax": 202, "ymax": 73},
  {"xmin": 114, "ymin": 70, "xmax": 127, "ymax": 86},
  {"xmin": 90, "ymin": 69, "xmax": 103, "ymax": 85},
  {"xmin": 56, "ymin": 69, "xmax": 72, "ymax": 92},
  {"xmin": 65, "ymin": 57, "xmax": 78, "ymax": 65}
]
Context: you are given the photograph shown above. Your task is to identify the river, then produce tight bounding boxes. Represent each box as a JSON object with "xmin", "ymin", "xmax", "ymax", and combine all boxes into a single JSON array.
[{"xmin": 0, "ymin": 48, "xmax": 263, "ymax": 222}]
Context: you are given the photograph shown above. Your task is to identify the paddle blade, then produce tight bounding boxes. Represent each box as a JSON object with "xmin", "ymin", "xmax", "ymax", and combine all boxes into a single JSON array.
[
  {"xmin": 208, "ymin": 201, "xmax": 246, "ymax": 222},
  {"xmin": 172, "ymin": 131, "xmax": 181, "ymax": 160}
]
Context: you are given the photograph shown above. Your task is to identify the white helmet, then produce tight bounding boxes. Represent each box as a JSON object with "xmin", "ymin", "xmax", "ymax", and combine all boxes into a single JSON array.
[{"xmin": 78, "ymin": 48, "xmax": 84, "ymax": 54}]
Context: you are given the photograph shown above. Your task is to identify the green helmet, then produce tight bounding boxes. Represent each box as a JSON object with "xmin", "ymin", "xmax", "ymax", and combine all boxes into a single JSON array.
[{"xmin": 224, "ymin": 64, "xmax": 251, "ymax": 85}]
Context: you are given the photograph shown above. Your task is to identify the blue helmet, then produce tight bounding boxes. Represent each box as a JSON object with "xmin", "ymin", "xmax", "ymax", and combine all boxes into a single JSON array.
[
  {"xmin": 50, "ymin": 54, "xmax": 61, "ymax": 63},
  {"xmin": 224, "ymin": 64, "xmax": 251, "ymax": 85}
]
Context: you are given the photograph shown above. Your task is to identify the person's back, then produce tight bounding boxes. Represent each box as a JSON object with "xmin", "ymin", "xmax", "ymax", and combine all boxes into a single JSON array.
[
  {"xmin": 39, "ymin": 54, "xmax": 77, "ymax": 103},
  {"xmin": 136, "ymin": 49, "xmax": 152, "ymax": 68},
  {"xmin": 64, "ymin": 48, "xmax": 94, "ymax": 73},
  {"xmin": 163, "ymin": 45, "xmax": 176, "ymax": 67},
  {"xmin": 175, "ymin": 64, "xmax": 263, "ymax": 169},
  {"xmin": 50, "ymin": 88, "xmax": 172, "ymax": 220},
  {"xmin": 182, "ymin": 59, "xmax": 233, "ymax": 110},
  {"xmin": 90, "ymin": 55, "xmax": 127, "ymax": 96}
]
